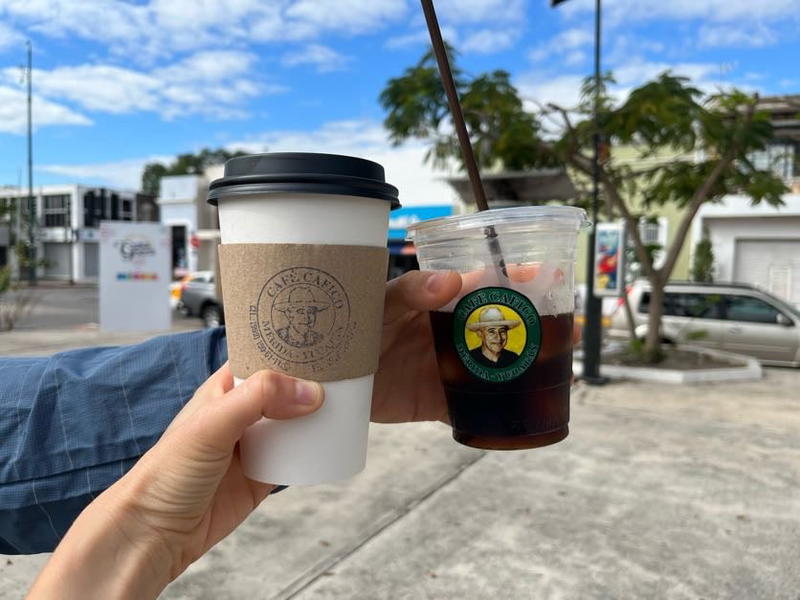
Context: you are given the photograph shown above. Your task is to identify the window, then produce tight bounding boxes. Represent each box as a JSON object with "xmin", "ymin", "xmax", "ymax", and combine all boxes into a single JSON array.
[
  {"xmin": 43, "ymin": 194, "xmax": 70, "ymax": 228},
  {"xmin": 631, "ymin": 217, "xmax": 669, "ymax": 270},
  {"xmin": 83, "ymin": 191, "xmax": 96, "ymax": 227},
  {"xmin": 724, "ymin": 296, "xmax": 782, "ymax": 324},
  {"xmin": 83, "ymin": 189, "xmax": 108, "ymax": 227},
  {"xmin": 0, "ymin": 197, "xmax": 11, "ymax": 222},
  {"xmin": 121, "ymin": 199, "xmax": 133, "ymax": 221},
  {"xmin": 110, "ymin": 193, "xmax": 120, "ymax": 220},
  {"xmin": 638, "ymin": 291, "xmax": 723, "ymax": 318},
  {"xmin": 747, "ymin": 142, "xmax": 797, "ymax": 181}
]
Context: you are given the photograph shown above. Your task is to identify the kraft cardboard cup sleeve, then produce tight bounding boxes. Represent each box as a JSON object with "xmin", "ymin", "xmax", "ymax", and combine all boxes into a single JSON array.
[
  {"xmin": 209, "ymin": 152, "xmax": 399, "ymax": 485},
  {"xmin": 219, "ymin": 244, "xmax": 388, "ymax": 382},
  {"xmin": 407, "ymin": 206, "xmax": 589, "ymax": 451}
]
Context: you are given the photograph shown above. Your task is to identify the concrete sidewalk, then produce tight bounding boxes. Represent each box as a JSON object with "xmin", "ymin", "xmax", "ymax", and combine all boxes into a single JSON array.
[
  {"xmin": 0, "ymin": 320, "xmax": 201, "ymax": 356},
  {"xmin": 1, "ymin": 329, "xmax": 799, "ymax": 599}
]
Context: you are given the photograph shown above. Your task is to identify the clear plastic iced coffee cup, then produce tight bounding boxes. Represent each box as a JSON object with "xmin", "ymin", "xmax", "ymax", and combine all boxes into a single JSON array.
[{"xmin": 407, "ymin": 206, "xmax": 589, "ymax": 450}]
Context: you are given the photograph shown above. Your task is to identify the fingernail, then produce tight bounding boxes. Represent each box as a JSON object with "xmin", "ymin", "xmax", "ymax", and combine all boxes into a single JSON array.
[
  {"xmin": 294, "ymin": 380, "xmax": 321, "ymax": 406},
  {"xmin": 425, "ymin": 272, "xmax": 449, "ymax": 294}
]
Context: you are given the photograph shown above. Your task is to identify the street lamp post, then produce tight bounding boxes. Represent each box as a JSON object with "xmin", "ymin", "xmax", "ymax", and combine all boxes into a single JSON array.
[
  {"xmin": 25, "ymin": 40, "xmax": 36, "ymax": 286},
  {"xmin": 551, "ymin": 0, "xmax": 605, "ymax": 384}
]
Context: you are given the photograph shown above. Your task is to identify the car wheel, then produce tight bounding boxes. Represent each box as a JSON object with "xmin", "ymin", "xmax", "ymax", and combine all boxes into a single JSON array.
[{"xmin": 202, "ymin": 304, "xmax": 222, "ymax": 328}]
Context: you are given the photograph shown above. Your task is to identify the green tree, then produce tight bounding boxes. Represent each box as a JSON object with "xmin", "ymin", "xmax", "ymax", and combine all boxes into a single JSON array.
[
  {"xmin": 140, "ymin": 147, "xmax": 248, "ymax": 198},
  {"xmin": 691, "ymin": 235, "xmax": 715, "ymax": 283},
  {"xmin": 380, "ymin": 51, "xmax": 787, "ymax": 362}
]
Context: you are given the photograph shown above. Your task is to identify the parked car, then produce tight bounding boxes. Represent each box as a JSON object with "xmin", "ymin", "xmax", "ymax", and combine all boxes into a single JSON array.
[
  {"xmin": 169, "ymin": 273, "xmax": 194, "ymax": 309},
  {"xmin": 608, "ymin": 281, "xmax": 800, "ymax": 367},
  {"xmin": 178, "ymin": 271, "xmax": 224, "ymax": 328}
]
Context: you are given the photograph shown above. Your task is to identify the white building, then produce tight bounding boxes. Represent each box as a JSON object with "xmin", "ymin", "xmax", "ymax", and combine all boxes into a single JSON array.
[
  {"xmin": 0, "ymin": 185, "xmax": 156, "ymax": 282},
  {"xmin": 693, "ymin": 194, "xmax": 800, "ymax": 307},
  {"xmin": 688, "ymin": 95, "xmax": 800, "ymax": 307},
  {"xmin": 157, "ymin": 173, "xmax": 221, "ymax": 278}
]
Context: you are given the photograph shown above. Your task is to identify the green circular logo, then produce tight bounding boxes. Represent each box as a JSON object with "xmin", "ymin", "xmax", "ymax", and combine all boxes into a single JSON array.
[{"xmin": 453, "ymin": 287, "xmax": 541, "ymax": 383}]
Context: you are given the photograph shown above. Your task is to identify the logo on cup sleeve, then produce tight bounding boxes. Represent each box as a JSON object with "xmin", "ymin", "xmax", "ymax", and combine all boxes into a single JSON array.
[{"xmin": 251, "ymin": 267, "xmax": 352, "ymax": 372}]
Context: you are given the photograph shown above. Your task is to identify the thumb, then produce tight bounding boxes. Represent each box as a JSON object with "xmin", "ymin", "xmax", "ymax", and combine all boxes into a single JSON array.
[{"xmin": 188, "ymin": 370, "xmax": 324, "ymax": 455}]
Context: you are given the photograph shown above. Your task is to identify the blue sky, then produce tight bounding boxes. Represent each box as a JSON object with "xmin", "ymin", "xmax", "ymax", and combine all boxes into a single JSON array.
[{"xmin": 0, "ymin": 0, "xmax": 798, "ymax": 205}]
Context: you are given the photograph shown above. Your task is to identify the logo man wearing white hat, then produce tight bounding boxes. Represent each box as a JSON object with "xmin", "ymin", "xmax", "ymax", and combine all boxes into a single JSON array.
[
  {"xmin": 467, "ymin": 306, "xmax": 521, "ymax": 368},
  {"xmin": 275, "ymin": 286, "xmax": 331, "ymax": 348}
]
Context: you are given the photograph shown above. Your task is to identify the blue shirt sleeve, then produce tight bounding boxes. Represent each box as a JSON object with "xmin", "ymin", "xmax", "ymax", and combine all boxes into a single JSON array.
[{"xmin": 0, "ymin": 327, "xmax": 228, "ymax": 554}]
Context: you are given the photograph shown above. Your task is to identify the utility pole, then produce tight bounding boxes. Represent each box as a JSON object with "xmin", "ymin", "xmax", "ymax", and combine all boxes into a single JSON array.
[
  {"xmin": 26, "ymin": 40, "xmax": 36, "ymax": 285},
  {"xmin": 552, "ymin": 0, "xmax": 606, "ymax": 384}
]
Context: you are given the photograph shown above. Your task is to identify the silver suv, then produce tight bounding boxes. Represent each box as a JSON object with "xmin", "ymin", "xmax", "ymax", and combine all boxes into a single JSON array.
[{"xmin": 608, "ymin": 281, "xmax": 800, "ymax": 367}]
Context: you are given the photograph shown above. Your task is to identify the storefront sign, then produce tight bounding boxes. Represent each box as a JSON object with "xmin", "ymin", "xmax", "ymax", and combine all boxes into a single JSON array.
[
  {"xmin": 99, "ymin": 221, "xmax": 171, "ymax": 331},
  {"xmin": 594, "ymin": 222, "xmax": 625, "ymax": 297}
]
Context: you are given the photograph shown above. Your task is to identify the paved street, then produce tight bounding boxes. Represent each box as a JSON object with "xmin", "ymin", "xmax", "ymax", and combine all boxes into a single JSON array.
[
  {"xmin": 13, "ymin": 283, "xmax": 101, "ymax": 330},
  {"xmin": 1, "ymin": 284, "xmax": 202, "ymax": 355},
  {"xmin": 1, "ymin": 313, "xmax": 799, "ymax": 598}
]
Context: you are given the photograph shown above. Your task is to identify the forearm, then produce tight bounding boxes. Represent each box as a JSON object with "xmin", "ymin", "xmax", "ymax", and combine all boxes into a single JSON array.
[
  {"xmin": 0, "ymin": 327, "xmax": 228, "ymax": 554},
  {"xmin": 27, "ymin": 485, "xmax": 174, "ymax": 600}
]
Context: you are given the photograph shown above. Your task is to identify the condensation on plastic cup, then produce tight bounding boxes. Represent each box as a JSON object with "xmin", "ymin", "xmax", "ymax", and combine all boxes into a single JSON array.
[{"xmin": 407, "ymin": 206, "xmax": 591, "ymax": 316}]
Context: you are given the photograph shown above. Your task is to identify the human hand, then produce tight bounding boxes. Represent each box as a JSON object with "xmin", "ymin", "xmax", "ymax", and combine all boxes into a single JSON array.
[
  {"xmin": 371, "ymin": 270, "xmax": 462, "ymax": 424},
  {"xmin": 371, "ymin": 269, "xmax": 582, "ymax": 425},
  {"xmin": 28, "ymin": 366, "xmax": 323, "ymax": 600}
]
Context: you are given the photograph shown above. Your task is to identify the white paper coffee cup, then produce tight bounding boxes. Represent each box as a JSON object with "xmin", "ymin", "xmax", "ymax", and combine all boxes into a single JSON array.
[{"xmin": 210, "ymin": 153, "xmax": 398, "ymax": 485}]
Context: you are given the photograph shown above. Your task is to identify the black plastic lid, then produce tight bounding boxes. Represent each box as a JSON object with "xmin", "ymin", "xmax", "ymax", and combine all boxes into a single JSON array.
[{"xmin": 207, "ymin": 152, "xmax": 400, "ymax": 208}]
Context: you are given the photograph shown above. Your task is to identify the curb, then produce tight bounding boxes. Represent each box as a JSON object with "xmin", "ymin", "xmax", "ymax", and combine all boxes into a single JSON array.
[{"xmin": 574, "ymin": 345, "xmax": 763, "ymax": 384}]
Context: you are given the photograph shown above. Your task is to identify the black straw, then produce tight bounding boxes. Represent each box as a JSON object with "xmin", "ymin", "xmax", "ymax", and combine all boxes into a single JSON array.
[{"xmin": 420, "ymin": 0, "xmax": 507, "ymax": 277}]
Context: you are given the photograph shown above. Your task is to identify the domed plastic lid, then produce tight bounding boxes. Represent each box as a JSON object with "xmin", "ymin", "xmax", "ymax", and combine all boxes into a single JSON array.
[{"xmin": 207, "ymin": 152, "xmax": 400, "ymax": 208}]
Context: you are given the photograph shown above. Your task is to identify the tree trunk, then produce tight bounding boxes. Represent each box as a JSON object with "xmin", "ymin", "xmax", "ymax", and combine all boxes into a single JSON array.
[
  {"xmin": 643, "ymin": 276, "xmax": 665, "ymax": 363},
  {"xmin": 621, "ymin": 288, "xmax": 637, "ymax": 342}
]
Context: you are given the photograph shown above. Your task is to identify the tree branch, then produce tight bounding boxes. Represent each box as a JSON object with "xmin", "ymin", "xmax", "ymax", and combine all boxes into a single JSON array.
[
  {"xmin": 657, "ymin": 99, "xmax": 756, "ymax": 279},
  {"xmin": 596, "ymin": 170, "xmax": 657, "ymax": 281}
]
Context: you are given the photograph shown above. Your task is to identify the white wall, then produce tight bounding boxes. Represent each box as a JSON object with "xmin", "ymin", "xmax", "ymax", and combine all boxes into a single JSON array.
[
  {"xmin": 160, "ymin": 175, "xmax": 201, "ymax": 202},
  {"xmin": 160, "ymin": 203, "xmax": 197, "ymax": 231},
  {"xmin": 702, "ymin": 216, "xmax": 800, "ymax": 281}
]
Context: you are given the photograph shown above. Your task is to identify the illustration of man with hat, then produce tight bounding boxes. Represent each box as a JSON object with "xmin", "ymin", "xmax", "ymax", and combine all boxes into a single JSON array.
[
  {"xmin": 275, "ymin": 286, "xmax": 331, "ymax": 348},
  {"xmin": 467, "ymin": 306, "xmax": 521, "ymax": 367}
]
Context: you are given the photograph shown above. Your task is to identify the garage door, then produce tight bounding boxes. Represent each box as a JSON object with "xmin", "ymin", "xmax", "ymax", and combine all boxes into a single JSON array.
[
  {"xmin": 83, "ymin": 242, "xmax": 99, "ymax": 278},
  {"xmin": 43, "ymin": 242, "xmax": 71, "ymax": 279},
  {"xmin": 734, "ymin": 239, "xmax": 800, "ymax": 307}
]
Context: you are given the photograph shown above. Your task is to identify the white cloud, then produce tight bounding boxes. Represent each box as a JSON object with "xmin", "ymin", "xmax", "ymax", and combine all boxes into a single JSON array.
[
  {"xmin": 605, "ymin": 35, "xmax": 665, "ymax": 67},
  {"xmin": 516, "ymin": 58, "xmax": 741, "ymax": 114},
  {"xmin": 557, "ymin": 0, "xmax": 799, "ymax": 24},
  {"xmin": 613, "ymin": 60, "xmax": 720, "ymax": 87},
  {"xmin": 564, "ymin": 50, "xmax": 588, "ymax": 67},
  {"xmin": 435, "ymin": 0, "xmax": 526, "ymax": 25},
  {"xmin": 698, "ymin": 24, "xmax": 777, "ymax": 48},
  {"xmin": 385, "ymin": 27, "xmax": 459, "ymax": 50},
  {"xmin": 284, "ymin": 0, "xmax": 407, "ymax": 35},
  {"xmin": 38, "ymin": 155, "xmax": 175, "ymax": 189},
  {"xmin": 0, "ymin": 0, "xmax": 411, "ymax": 60},
  {"xmin": 37, "ymin": 120, "xmax": 458, "ymax": 205},
  {"xmin": 227, "ymin": 120, "xmax": 457, "ymax": 207},
  {"xmin": 281, "ymin": 44, "xmax": 350, "ymax": 72},
  {"xmin": 529, "ymin": 28, "xmax": 593, "ymax": 63},
  {"xmin": 461, "ymin": 29, "xmax": 520, "ymax": 54},
  {"xmin": 0, "ymin": 85, "xmax": 91, "ymax": 134},
  {"xmin": 1, "ymin": 50, "xmax": 282, "ymax": 123},
  {"xmin": 517, "ymin": 74, "xmax": 586, "ymax": 111},
  {"xmin": 0, "ymin": 22, "xmax": 25, "ymax": 52}
]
